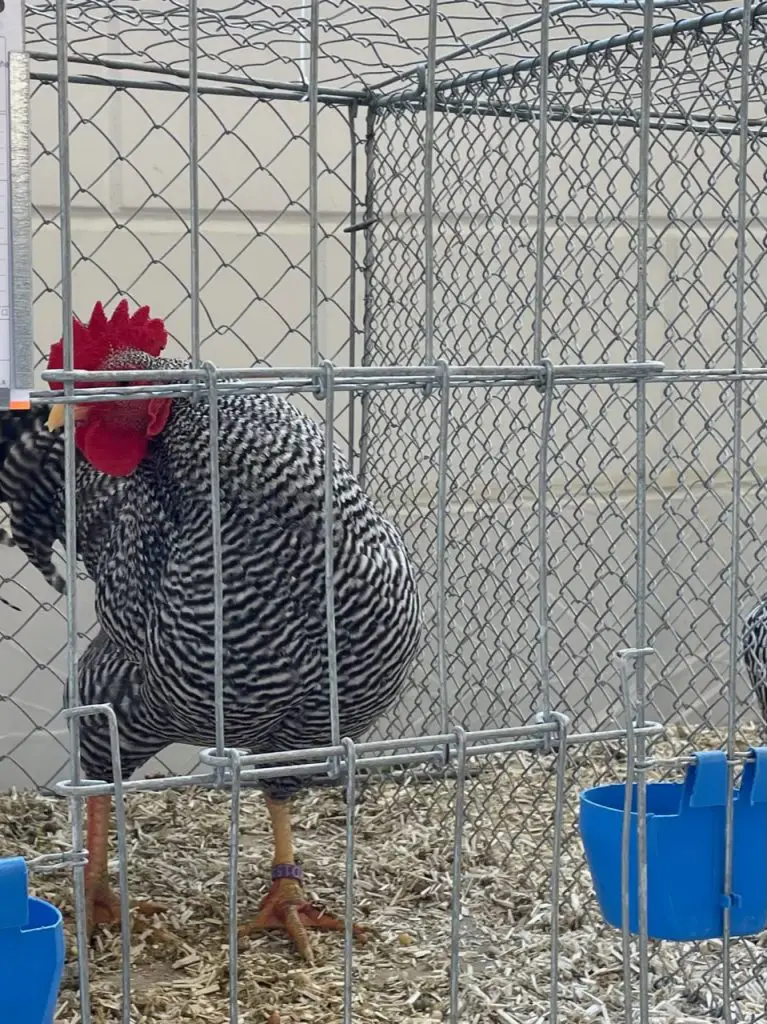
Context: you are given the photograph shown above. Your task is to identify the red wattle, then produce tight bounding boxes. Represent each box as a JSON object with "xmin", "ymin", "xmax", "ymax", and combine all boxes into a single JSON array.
[{"xmin": 78, "ymin": 419, "xmax": 149, "ymax": 477}]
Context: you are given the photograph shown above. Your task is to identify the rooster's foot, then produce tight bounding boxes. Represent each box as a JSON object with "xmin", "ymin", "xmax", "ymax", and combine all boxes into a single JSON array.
[
  {"xmin": 239, "ymin": 866, "xmax": 367, "ymax": 963},
  {"xmin": 85, "ymin": 882, "xmax": 165, "ymax": 939}
]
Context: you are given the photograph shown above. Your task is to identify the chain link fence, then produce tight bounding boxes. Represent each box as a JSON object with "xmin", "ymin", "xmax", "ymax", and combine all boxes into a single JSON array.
[
  {"xmin": 2, "ymin": 0, "xmax": 766, "ymax": 785},
  {"xmin": 0, "ymin": 2, "xmax": 765, "ymax": 1020},
  {"xmin": 362, "ymin": 4, "xmax": 767, "ymax": 748}
]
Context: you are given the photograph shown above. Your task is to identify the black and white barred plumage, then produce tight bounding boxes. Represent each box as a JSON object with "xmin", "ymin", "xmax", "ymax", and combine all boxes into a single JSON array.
[
  {"xmin": 0, "ymin": 402, "xmax": 68, "ymax": 594},
  {"xmin": 0, "ymin": 389, "xmax": 422, "ymax": 798},
  {"xmin": 743, "ymin": 597, "xmax": 767, "ymax": 732}
]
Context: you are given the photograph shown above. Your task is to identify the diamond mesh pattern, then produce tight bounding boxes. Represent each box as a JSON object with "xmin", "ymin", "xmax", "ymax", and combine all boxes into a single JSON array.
[
  {"xmin": 1, "ymin": 3, "xmax": 764, "ymax": 773},
  {"xmin": 25, "ymin": 0, "xmax": 752, "ymax": 93},
  {"xmin": 361, "ymin": 12, "xmax": 767, "ymax": 749},
  {"xmin": 4, "ymin": 36, "xmax": 368, "ymax": 791},
  {"xmin": 351, "ymin": 16, "xmax": 767, "ymax": 1007},
  {"xmin": 1, "ymin": 5, "xmax": 766, "ymax": 1016}
]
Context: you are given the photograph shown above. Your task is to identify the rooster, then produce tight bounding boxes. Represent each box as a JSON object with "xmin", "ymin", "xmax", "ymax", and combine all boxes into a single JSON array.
[{"xmin": 2, "ymin": 299, "xmax": 423, "ymax": 962}]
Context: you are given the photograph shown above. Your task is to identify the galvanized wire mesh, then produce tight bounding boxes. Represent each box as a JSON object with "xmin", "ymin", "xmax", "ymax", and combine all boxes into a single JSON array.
[
  {"xmin": 0, "ymin": 2, "xmax": 766, "ymax": 1021},
  {"xmin": 3, "ymin": 0, "xmax": 763, "ymax": 786},
  {"xmin": 361, "ymin": 6, "xmax": 767, "ymax": 745},
  {"xmin": 0, "ymin": 85, "xmax": 368, "ymax": 787},
  {"xmin": 25, "ymin": 0, "xmax": 756, "ymax": 92},
  {"xmin": 5, "ymin": 6, "xmax": 372, "ymax": 789}
]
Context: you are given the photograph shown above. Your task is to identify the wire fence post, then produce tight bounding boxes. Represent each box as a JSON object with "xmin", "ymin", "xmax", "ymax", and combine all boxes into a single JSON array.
[
  {"xmin": 188, "ymin": 0, "xmax": 201, "ymax": 372},
  {"xmin": 422, "ymin": 0, "xmax": 439, "ymax": 368},
  {"xmin": 53, "ymin": 0, "xmax": 92, "ymax": 1017},
  {"xmin": 536, "ymin": 359, "xmax": 555, "ymax": 741},
  {"xmin": 435, "ymin": 359, "xmax": 451, "ymax": 753},
  {"xmin": 548, "ymin": 711, "xmax": 569, "ymax": 1024},
  {"xmin": 346, "ymin": 104, "xmax": 360, "ymax": 471},
  {"xmin": 227, "ymin": 748, "xmax": 244, "ymax": 1024},
  {"xmin": 633, "ymin": 0, "xmax": 655, "ymax": 1016},
  {"xmin": 722, "ymin": 4, "xmax": 753, "ymax": 1018},
  {"xmin": 342, "ymin": 737, "xmax": 357, "ymax": 1024},
  {"xmin": 309, "ymin": 0, "xmax": 321, "ymax": 366},
  {"xmin": 448, "ymin": 726, "xmax": 467, "ymax": 1024},
  {"xmin": 532, "ymin": 0, "xmax": 551, "ymax": 365},
  {"xmin": 322, "ymin": 360, "xmax": 342, "ymax": 773},
  {"xmin": 617, "ymin": 647, "xmax": 655, "ymax": 1024},
  {"xmin": 202, "ymin": 361, "xmax": 226, "ymax": 774},
  {"xmin": 357, "ymin": 103, "xmax": 378, "ymax": 492}
]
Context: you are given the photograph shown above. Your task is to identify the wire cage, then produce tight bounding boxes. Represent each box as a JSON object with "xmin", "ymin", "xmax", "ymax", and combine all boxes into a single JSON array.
[{"xmin": 0, "ymin": 1, "xmax": 766, "ymax": 1022}]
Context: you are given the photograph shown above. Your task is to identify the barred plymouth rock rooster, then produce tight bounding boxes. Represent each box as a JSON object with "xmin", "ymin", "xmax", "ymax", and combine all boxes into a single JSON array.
[{"xmin": 0, "ymin": 299, "xmax": 422, "ymax": 962}]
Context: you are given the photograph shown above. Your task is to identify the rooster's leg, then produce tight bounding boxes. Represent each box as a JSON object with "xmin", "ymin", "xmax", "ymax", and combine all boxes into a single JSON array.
[
  {"xmin": 238, "ymin": 796, "xmax": 366, "ymax": 963},
  {"xmin": 84, "ymin": 794, "xmax": 164, "ymax": 936},
  {"xmin": 85, "ymin": 795, "xmax": 120, "ymax": 929}
]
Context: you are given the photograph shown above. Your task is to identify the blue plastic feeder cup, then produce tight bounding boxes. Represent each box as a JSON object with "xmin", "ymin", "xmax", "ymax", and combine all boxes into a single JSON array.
[
  {"xmin": 0, "ymin": 857, "xmax": 65, "ymax": 1024},
  {"xmin": 579, "ymin": 747, "xmax": 767, "ymax": 941}
]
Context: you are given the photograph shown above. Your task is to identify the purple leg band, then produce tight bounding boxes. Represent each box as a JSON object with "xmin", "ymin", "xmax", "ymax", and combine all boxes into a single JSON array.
[{"xmin": 272, "ymin": 862, "xmax": 304, "ymax": 883}]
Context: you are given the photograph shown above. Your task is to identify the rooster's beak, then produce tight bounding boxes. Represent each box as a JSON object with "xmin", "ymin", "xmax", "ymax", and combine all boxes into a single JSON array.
[{"xmin": 46, "ymin": 404, "xmax": 88, "ymax": 432}]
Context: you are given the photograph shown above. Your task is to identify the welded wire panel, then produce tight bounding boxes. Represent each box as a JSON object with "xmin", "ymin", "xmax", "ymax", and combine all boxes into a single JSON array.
[
  {"xmin": 2, "ymin": 2, "xmax": 763, "ymax": 791},
  {"xmin": 361, "ymin": 6, "xmax": 767, "ymax": 742},
  {"xmin": 366, "ymin": 14, "xmax": 767, "ymax": 370},
  {"xmin": 0, "ymin": 1, "xmax": 766, "ymax": 1022}
]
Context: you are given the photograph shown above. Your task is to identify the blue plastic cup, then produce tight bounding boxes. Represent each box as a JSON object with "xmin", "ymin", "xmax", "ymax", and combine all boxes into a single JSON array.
[
  {"xmin": 579, "ymin": 747, "xmax": 767, "ymax": 941},
  {"xmin": 0, "ymin": 857, "xmax": 65, "ymax": 1024}
]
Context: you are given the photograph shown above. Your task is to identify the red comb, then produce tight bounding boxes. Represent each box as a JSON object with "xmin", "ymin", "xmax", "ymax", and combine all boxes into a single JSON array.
[{"xmin": 46, "ymin": 299, "xmax": 168, "ymax": 390}]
